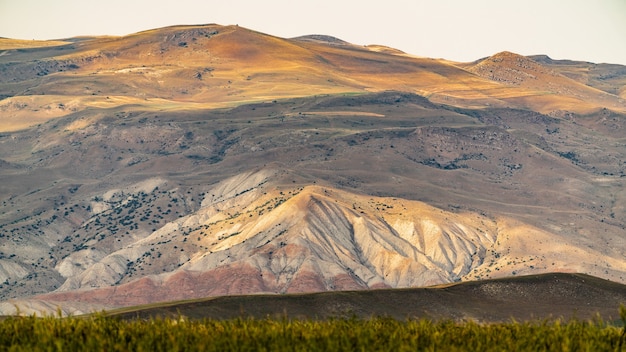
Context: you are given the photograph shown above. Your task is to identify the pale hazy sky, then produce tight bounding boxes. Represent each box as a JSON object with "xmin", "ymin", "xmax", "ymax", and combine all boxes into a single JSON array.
[{"xmin": 1, "ymin": 0, "xmax": 625, "ymax": 65}]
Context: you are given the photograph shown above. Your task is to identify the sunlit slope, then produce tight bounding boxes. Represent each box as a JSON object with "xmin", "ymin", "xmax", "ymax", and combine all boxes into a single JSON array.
[
  {"xmin": 463, "ymin": 51, "xmax": 625, "ymax": 113},
  {"xmin": 3, "ymin": 24, "xmax": 507, "ymax": 103},
  {"xmin": 18, "ymin": 169, "xmax": 621, "ymax": 312},
  {"xmin": 3, "ymin": 24, "xmax": 623, "ymax": 131},
  {"xmin": 0, "ymin": 38, "xmax": 71, "ymax": 50},
  {"xmin": 529, "ymin": 54, "xmax": 626, "ymax": 99}
]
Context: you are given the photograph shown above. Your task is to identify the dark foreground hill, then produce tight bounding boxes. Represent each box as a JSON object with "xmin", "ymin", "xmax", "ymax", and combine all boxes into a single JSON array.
[{"xmin": 108, "ymin": 273, "xmax": 626, "ymax": 323}]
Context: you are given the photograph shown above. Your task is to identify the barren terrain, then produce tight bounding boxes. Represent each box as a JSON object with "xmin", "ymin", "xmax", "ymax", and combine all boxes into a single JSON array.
[{"xmin": 0, "ymin": 24, "xmax": 624, "ymax": 316}]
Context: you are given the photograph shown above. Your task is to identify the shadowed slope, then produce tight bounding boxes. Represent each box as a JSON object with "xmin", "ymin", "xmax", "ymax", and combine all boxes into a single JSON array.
[{"xmin": 106, "ymin": 273, "xmax": 626, "ymax": 323}]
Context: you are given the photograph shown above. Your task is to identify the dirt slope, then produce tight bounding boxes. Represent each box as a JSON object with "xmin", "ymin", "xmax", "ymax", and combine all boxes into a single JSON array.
[{"xmin": 0, "ymin": 25, "xmax": 625, "ymax": 316}]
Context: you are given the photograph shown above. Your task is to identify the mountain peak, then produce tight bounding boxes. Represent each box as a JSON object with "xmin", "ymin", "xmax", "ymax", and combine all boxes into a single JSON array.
[
  {"xmin": 489, "ymin": 50, "xmax": 527, "ymax": 59},
  {"xmin": 467, "ymin": 51, "xmax": 558, "ymax": 85},
  {"xmin": 291, "ymin": 34, "xmax": 349, "ymax": 45}
]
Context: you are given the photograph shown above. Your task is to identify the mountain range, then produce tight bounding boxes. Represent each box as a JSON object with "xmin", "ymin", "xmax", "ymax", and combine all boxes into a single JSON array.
[{"xmin": 0, "ymin": 24, "xmax": 625, "ymax": 316}]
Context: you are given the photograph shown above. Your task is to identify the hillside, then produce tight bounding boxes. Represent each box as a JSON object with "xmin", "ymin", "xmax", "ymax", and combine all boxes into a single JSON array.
[
  {"xmin": 463, "ymin": 51, "xmax": 624, "ymax": 113},
  {"xmin": 529, "ymin": 54, "xmax": 626, "ymax": 99},
  {"xmin": 0, "ymin": 24, "xmax": 625, "ymax": 316},
  {"xmin": 2, "ymin": 24, "xmax": 624, "ymax": 132},
  {"xmin": 104, "ymin": 273, "xmax": 626, "ymax": 323}
]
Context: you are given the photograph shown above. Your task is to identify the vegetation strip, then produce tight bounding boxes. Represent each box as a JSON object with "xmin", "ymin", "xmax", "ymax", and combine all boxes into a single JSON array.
[{"xmin": 1, "ymin": 310, "xmax": 625, "ymax": 351}]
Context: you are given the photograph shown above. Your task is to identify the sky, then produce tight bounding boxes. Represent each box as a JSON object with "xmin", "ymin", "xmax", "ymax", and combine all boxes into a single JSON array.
[{"xmin": 1, "ymin": 0, "xmax": 625, "ymax": 65}]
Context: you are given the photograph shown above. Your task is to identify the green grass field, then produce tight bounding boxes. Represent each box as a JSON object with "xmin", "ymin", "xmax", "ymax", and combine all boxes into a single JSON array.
[{"xmin": 1, "ymin": 310, "xmax": 625, "ymax": 351}]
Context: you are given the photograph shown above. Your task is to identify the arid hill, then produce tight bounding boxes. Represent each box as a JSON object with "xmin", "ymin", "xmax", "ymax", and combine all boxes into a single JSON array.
[
  {"xmin": 0, "ymin": 24, "xmax": 624, "ymax": 316},
  {"xmin": 463, "ymin": 51, "xmax": 622, "ymax": 113},
  {"xmin": 2, "ymin": 24, "xmax": 624, "ymax": 131}
]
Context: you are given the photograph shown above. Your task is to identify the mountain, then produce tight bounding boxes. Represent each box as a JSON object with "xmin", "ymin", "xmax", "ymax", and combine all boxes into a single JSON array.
[
  {"xmin": 2, "ymin": 24, "xmax": 623, "ymax": 132},
  {"xmin": 463, "ymin": 51, "xmax": 624, "ymax": 113},
  {"xmin": 0, "ymin": 24, "xmax": 625, "ymax": 316},
  {"xmin": 529, "ymin": 54, "xmax": 626, "ymax": 99}
]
